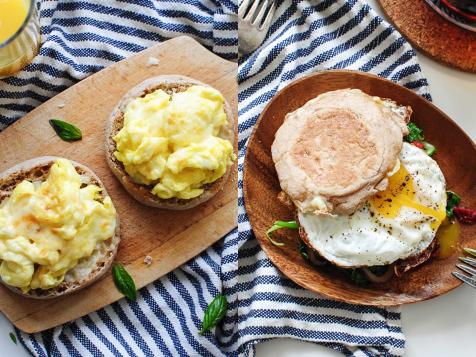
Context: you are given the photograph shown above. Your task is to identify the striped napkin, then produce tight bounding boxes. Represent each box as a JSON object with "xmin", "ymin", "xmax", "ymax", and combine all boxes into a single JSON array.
[
  {"xmin": 0, "ymin": 0, "xmax": 237, "ymax": 128},
  {"xmin": 0, "ymin": 0, "xmax": 431, "ymax": 356},
  {"xmin": 236, "ymin": 0, "xmax": 431, "ymax": 356}
]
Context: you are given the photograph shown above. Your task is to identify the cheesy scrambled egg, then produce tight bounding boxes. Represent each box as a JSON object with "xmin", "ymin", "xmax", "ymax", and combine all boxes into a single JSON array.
[
  {"xmin": 0, "ymin": 159, "xmax": 117, "ymax": 291},
  {"xmin": 113, "ymin": 85, "xmax": 235, "ymax": 200}
]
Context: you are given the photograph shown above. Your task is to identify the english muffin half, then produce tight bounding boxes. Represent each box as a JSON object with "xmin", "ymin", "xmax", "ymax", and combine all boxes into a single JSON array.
[
  {"xmin": 105, "ymin": 75, "xmax": 235, "ymax": 210},
  {"xmin": 272, "ymin": 88, "xmax": 411, "ymax": 216},
  {"xmin": 0, "ymin": 156, "xmax": 120, "ymax": 299}
]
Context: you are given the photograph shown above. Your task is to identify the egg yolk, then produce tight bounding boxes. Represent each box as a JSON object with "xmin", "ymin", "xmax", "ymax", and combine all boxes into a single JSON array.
[
  {"xmin": 369, "ymin": 163, "xmax": 446, "ymax": 231},
  {"xmin": 436, "ymin": 218, "xmax": 460, "ymax": 258},
  {"xmin": 113, "ymin": 85, "xmax": 235, "ymax": 200},
  {"xmin": 0, "ymin": 159, "xmax": 117, "ymax": 291}
]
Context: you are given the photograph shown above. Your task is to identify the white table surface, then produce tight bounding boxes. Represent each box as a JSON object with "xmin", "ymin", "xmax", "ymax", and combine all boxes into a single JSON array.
[{"xmin": 1, "ymin": 1, "xmax": 475, "ymax": 355}]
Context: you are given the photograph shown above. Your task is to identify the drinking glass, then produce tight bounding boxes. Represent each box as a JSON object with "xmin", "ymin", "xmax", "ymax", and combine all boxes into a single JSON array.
[{"xmin": 0, "ymin": 0, "xmax": 41, "ymax": 78}]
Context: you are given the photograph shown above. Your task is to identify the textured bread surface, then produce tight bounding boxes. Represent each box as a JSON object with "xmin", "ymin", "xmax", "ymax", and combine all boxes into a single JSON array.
[
  {"xmin": 105, "ymin": 75, "xmax": 235, "ymax": 210},
  {"xmin": 272, "ymin": 89, "xmax": 411, "ymax": 216},
  {"xmin": 0, "ymin": 156, "xmax": 120, "ymax": 299}
]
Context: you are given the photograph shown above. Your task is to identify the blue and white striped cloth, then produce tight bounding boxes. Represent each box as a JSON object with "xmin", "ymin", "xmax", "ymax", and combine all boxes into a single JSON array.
[
  {"xmin": 0, "ymin": 0, "xmax": 237, "ymax": 128},
  {"xmin": 0, "ymin": 0, "xmax": 432, "ymax": 356},
  {"xmin": 237, "ymin": 0, "xmax": 432, "ymax": 356}
]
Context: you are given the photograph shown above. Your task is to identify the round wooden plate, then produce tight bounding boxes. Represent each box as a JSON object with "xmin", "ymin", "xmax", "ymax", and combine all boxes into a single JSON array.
[{"xmin": 243, "ymin": 70, "xmax": 476, "ymax": 306}]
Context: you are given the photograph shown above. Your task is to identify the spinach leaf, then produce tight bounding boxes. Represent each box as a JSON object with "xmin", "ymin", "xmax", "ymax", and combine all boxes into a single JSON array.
[
  {"xmin": 446, "ymin": 191, "xmax": 461, "ymax": 218},
  {"xmin": 405, "ymin": 122, "xmax": 424, "ymax": 142}
]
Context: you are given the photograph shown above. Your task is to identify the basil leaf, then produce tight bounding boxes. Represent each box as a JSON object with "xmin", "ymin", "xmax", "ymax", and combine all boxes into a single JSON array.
[
  {"xmin": 49, "ymin": 119, "xmax": 82, "ymax": 141},
  {"xmin": 112, "ymin": 263, "xmax": 137, "ymax": 301},
  {"xmin": 9, "ymin": 332, "xmax": 16, "ymax": 345},
  {"xmin": 405, "ymin": 122, "xmax": 424, "ymax": 143},
  {"xmin": 265, "ymin": 220, "xmax": 299, "ymax": 246},
  {"xmin": 446, "ymin": 191, "xmax": 461, "ymax": 218},
  {"xmin": 199, "ymin": 294, "xmax": 227, "ymax": 335}
]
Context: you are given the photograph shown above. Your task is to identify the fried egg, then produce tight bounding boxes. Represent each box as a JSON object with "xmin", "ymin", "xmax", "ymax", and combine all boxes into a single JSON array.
[{"xmin": 299, "ymin": 142, "xmax": 446, "ymax": 267}]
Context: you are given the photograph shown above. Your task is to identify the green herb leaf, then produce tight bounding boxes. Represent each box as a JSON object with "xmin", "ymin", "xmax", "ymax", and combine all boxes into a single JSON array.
[
  {"xmin": 274, "ymin": 220, "xmax": 299, "ymax": 229},
  {"xmin": 405, "ymin": 122, "xmax": 424, "ymax": 143},
  {"xmin": 422, "ymin": 141, "xmax": 436, "ymax": 156},
  {"xmin": 265, "ymin": 220, "xmax": 299, "ymax": 246},
  {"xmin": 49, "ymin": 119, "xmax": 82, "ymax": 141},
  {"xmin": 9, "ymin": 332, "xmax": 16, "ymax": 344},
  {"xmin": 199, "ymin": 294, "xmax": 227, "ymax": 335},
  {"xmin": 405, "ymin": 123, "xmax": 436, "ymax": 156},
  {"xmin": 446, "ymin": 191, "xmax": 461, "ymax": 218},
  {"xmin": 112, "ymin": 263, "xmax": 137, "ymax": 301},
  {"xmin": 464, "ymin": 248, "xmax": 476, "ymax": 258},
  {"xmin": 298, "ymin": 239, "xmax": 309, "ymax": 261},
  {"xmin": 368, "ymin": 265, "xmax": 389, "ymax": 277},
  {"xmin": 349, "ymin": 269, "xmax": 369, "ymax": 287}
]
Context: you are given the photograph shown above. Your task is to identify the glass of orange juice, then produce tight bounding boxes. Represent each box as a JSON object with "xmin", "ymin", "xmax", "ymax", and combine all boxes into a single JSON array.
[{"xmin": 0, "ymin": 0, "xmax": 41, "ymax": 78}]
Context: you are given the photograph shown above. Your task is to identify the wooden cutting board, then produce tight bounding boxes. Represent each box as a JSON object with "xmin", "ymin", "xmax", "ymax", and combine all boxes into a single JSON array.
[{"xmin": 0, "ymin": 36, "xmax": 237, "ymax": 333}]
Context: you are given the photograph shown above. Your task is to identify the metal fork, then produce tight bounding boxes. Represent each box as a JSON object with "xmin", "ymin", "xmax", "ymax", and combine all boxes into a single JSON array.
[
  {"xmin": 453, "ymin": 253, "xmax": 476, "ymax": 289},
  {"xmin": 238, "ymin": 0, "xmax": 276, "ymax": 55}
]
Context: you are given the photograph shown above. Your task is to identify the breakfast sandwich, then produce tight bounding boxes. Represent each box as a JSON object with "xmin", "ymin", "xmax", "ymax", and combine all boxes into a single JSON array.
[
  {"xmin": 106, "ymin": 75, "xmax": 236, "ymax": 210},
  {"xmin": 271, "ymin": 89, "xmax": 449, "ymax": 283},
  {"xmin": 0, "ymin": 157, "xmax": 119, "ymax": 298}
]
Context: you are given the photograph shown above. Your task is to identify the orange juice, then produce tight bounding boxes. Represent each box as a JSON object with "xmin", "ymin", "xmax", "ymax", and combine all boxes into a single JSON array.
[
  {"xmin": 0, "ymin": 0, "xmax": 40, "ymax": 78},
  {"xmin": 0, "ymin": 0, "xmax": 29, "ymax": 44}
]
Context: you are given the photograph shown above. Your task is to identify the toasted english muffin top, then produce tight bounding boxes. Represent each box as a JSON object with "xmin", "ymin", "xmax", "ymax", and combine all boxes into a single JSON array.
[{"xmin": 271, "ymin": 88, "xmax": 410, "ymax": 216}]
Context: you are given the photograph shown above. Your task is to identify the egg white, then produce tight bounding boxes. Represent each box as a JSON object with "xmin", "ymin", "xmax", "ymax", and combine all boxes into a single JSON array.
[{"xmin": 299, "ymin": 142, "xmax": 446, "ymax": 267}]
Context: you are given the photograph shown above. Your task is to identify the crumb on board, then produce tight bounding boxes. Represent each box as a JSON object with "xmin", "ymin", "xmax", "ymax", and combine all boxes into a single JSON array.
[
  {"xmin": 143, "ymin": 255, "xmax": 153, "ymax": 266},
  {"xmin": 57, "ymin": 103, "xmax": 65, "ymax": 108},
  {"xmin": 147, "ymin": 56, "xmax": 160, "ymax": 66}
]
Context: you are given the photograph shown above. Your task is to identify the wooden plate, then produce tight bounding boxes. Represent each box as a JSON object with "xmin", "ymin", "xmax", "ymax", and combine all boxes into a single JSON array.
[
  {"xmin": 0, "ymin": 36, "xmax": 237, "ymax": 332},
  {"xmin": 243, "ymin": 70, "xmax": 476, "ymax": 306}
]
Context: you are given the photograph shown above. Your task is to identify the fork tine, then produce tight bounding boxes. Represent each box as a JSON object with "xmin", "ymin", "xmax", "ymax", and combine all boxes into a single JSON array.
[
  {"xmin": 457, "ymin": 263, "xmax": 476, "ymax": 276},
  {"xmin": 464, "ymin": 247, "xmax": 476, "ymax": 257},
  {"xmin": 460, "ymin": 256, "xmax": 476, "ymax": 268},
  {"xmin": 453, "ymin": 271, "xmax": 476, "ymax": 289},
  {"xmin": 260, "ymin": 1, "xmax": 275, "ymax": 30},
  {"xmin": 238, "ymin": 0, "xmax": 251, "ymax": 18},
  {"xmin": 252, "ymin": 0, "xmax": 269, "ymax": 27},
  {"xmin": 244, "ymin": 0, "xmax": 261, "ymax": 22}
]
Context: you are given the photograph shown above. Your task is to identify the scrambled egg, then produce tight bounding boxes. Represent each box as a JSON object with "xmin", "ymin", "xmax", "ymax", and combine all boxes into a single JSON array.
[
  {"xmin": 0, "ymin": 159, "xmax": 117, "ymax": 291},
  {"xmin": 113, "ymin": 85, "xmax": 235, "ymax": 200}
]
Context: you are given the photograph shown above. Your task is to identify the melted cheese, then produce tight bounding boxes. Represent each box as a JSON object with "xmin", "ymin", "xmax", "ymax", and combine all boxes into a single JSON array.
[
  {"xmin": 0, "ymin": 159, "xmax": 117, "ymax": 291},
  {"xmin": 113, "ymin": 85, "xmax": 235, "ymax": 200}
]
